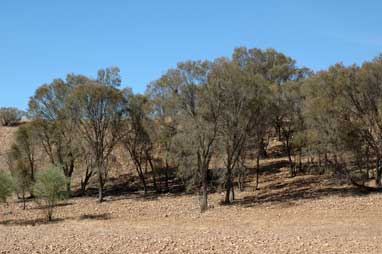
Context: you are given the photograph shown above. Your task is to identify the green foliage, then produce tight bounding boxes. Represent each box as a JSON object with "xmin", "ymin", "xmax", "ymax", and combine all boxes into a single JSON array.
[
  {"xmin": 0, "ymin": 171, "xmax": 15, "ymax": 203},
  {"xmin": 33, "ymin": 166, "xmax": 68, "ymax": 221}
]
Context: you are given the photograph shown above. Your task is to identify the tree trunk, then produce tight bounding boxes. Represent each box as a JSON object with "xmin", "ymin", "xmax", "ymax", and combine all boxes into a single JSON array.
[
  {"xmin": 286, "ymin": 139, "xmax": 294, "ymax": 177},
  {"xmin": 376, "ymin": 159, "xmax": 381, "ymax": 186},
  {"xmin": 80, "ymin": 169, "xmax": 93, "ymax": 195},
  {"xmin": 31, "ymin": 167, "xmax": 35, "ymax": 183},
  {"xmin": 366, "ymin": 147, "xmax": 370, "ymax": 179},
  {"xmin": 298, "ymin": 150, "xmax": 303, "ymax": 173},
  {"xmin": 134, "ymin": 161, "xmax": 147, "ymax": 194},
  {"xmin": 139, "ymin": 173, "xmax": 147, "ymax": 194},
  {"xmin": 224, "ymin": 167, "xmax": 234, "ymax": 204},
  {"xmin": 48, "ymin": 209, "xmax": 53, "ymax": 221},
  {"xmin": 276, "ymin": 124, "xmax": 282, "ymax": 141},
  {"xmin": 238, "ymin": 173, "xmax": 243, "ymax": 192},
  {"xmin": 148, "ymin": 159, "xmax": 159, "ymax": 193},
  {"xmin": 260, "ymin": 138, "xmax": 267, "ymax": 158},
  {"xmin": 323, "ymin": 153, "xmax": 329, "ymax": 175},
  {"xmin": 255, "ymin": 153, "xmax": 260, "ymax": 190},
  {"xmin": 152, "ymin": 173, "xmax": 158, "ymax": 193},
  {"xmin": 200, "ymin": 167, "xmax": 208, "ymax": 212},
  {"xmin": 98, "ymin": 165, "xmax": 104, "ymax": 202},
  {"xmin": 98, "ymin": 183, "xmax": 104, "ymax": 202},
  {"xmin": 165, "ymin": 161, "xmax": 170, "ymax": 193},
  {"xmin": 66, "ymin": 180, "xmax": 71, "ymax": 197},
  {"xmin": 22, "ymin": 191, "xmax": 26, "ymax": 210}
]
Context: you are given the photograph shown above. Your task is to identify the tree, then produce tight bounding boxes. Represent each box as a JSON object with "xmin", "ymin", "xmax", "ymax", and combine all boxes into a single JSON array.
[
  {"xmin": 10, "ymin": 160, "xmax": 32, "ymax": 209},
  {"xmin": 0, "ymin": 107, "xmax": 24, "ymax": 126},
  {"xmin": 146, "ymin": 74, "xmax": 182, "ymax": 193},
  {"xmin": 8, "ymin": 124, "xmax": 38, "ymax": 184},
  {"xmin": 8, "ymin": 124, "xmax": 36, "ymax": 209},
  {"xmin": 278, "ymin": 81, "xmax": 306, "ymax": 177},
  {"xmin": 78, "ymin": 147, "xmax": 96, "ymax": 195},
  {"xmin": 29, "ymin": 79, "xmax": 80, "ymax": 194},
  {"xmin": 70, "ymin": 81, "xmax": 127, "ymax": 202},
  {"xmin": 242, "ymin": 82, "xmax": 272, "ymax": 190},
  {"xmin": 33, "ymin": 166, "xmax": 68, "ymax": 221},
  {"xmin": 303, "ymin": 59, "xmax": 382, "ymax": 187},
  {"xmin": 122, "ymin": 92, "xmax": 153, "ymax": 194},
  {"xmin": 209, "ymin": 58, "xmax": 268, "ymax": 203},
  {"xmin": 148, "ymin": 60, "xmax": 220, "ymax": 211},
  {"xmin": 232, "ymin": 47, "xmax": 311, "ymax": 142}
]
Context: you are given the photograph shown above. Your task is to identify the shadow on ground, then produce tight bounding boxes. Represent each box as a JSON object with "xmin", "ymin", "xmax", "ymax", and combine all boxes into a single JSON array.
[
  {"xmin": 74, "ymin": 169, "xmax": 191, "ymax": 203},
  {"xmin": 234, "ymin": 173, "xmax": 368, "ymax": 208},
  {"xmin": 71, "ymin": 157, "xmax": 374, "ymax": 208},
  {"xmin": 78, "ymin": 213, "xmax": 111, "ymax": 221},
  {"xmin": 0, "ymin": 218, "xmax": 65, "ymax": 227},
  {"xmin": 0, "ymin": 212, "xmax": 113, "ymax": 226},
  {"xmin": 30, "ymin": 202, "xmax": 75, "ymax": 210}
]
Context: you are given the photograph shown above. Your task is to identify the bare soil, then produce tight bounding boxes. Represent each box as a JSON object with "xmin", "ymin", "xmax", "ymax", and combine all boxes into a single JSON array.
[{"xmin": 1, "ymin": 159, "xmax": 382, "ymax": 254}]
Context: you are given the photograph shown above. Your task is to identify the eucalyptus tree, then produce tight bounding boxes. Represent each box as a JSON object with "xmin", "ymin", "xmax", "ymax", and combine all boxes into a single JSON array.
[
  {"xmin": 208, "ymin": 58, "xmax": 270, "ymax": 203},
  {"xmin": 278, "ymin": 81, "xmax": 306, "ymax": 177},
  {"xmin": 8, "ymin": 124, "xmax": 38, "ymax": 206},
  {"xmin": 10, "ymin": 161, "xmax": 32, "ymax": 209},
  {"xmin": 148, "ymin": 60, "xmax": 220, "ymax": 211},
  {"xmin": 146, "ymin": 74, "xmax": 182, "ymax": 193},
  {"xmin": 303, "ymin": 58, "xmax": 382, "ymax": 186},
  {"xmin": 303, "ymin": 71, "xmax": 344, "ymax": 173},
  {"xmin": 243, "ymin": 80, "xmax": 272, "ymax": 189},
  {"xmin": 122, "ymin": 90, "xmax": 153, "ymax": 194},
  {"xmin": 8, "ymin": 123, "xmax": 38, "ymax": 183},
  {"xmin": 29, "ymin": 78, "xmax": 80, "ymax": 194},
  {"xmin": 70, "ymin": 81, "xmax": 127, "ymax": 202},
  {"xmin": 232, "ymin": 46, "xmax": 311, "ymax": 142}
]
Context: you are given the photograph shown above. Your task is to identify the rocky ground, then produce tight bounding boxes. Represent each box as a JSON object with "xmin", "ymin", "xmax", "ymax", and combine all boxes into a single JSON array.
[{"xmin": 1, "ymin": 162, "xmax": 382, "ymax": 254}]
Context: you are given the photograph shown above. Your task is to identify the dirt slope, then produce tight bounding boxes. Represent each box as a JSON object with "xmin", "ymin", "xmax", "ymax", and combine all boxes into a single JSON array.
[
  {"xmin": 1, "ymin": 163, "xmax": 381, "ymax": 254},
  {"xmin": 0, "ymin": 126, "xmax": 17, "ymax": 171}
]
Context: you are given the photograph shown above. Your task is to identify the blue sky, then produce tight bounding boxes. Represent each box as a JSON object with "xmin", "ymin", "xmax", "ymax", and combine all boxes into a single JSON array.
[{"xmin": 1, "ymin": 0, "xmax": 381, "ymax": 110}]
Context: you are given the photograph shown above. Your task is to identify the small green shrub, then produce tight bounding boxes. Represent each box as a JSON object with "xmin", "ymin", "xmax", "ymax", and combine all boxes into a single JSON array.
[
  {"xmin": 33, "ymin": 166, "xmax": 68, "ymax": 221},
  {"xmin": 0, "ymin": 171, "xmax": 14, "ymax": 203}
]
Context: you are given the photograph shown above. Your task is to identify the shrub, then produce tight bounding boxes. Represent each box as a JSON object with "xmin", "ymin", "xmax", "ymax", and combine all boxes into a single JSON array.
[
  {"xmin": 0, "ymin": 107, "xmax": 24, "ymax": 126},
  {"xmin": 33, "ymin": 166, "xmax": 68, "ymax": 221},
  {"xmin": 0, "ymin": 171, "xmax": 14, "ymax": 203}
]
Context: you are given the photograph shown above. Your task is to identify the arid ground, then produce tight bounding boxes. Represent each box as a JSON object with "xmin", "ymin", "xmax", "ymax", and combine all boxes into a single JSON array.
[{"xmin": 1, "ymin": 158, "xmax": 382, "ymax": 254}]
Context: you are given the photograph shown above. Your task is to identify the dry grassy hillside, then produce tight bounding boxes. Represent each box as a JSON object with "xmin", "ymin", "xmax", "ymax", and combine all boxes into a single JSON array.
[{"xmin": 0, "ymin": 125, "xmax": 18, "ymax": 171}]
